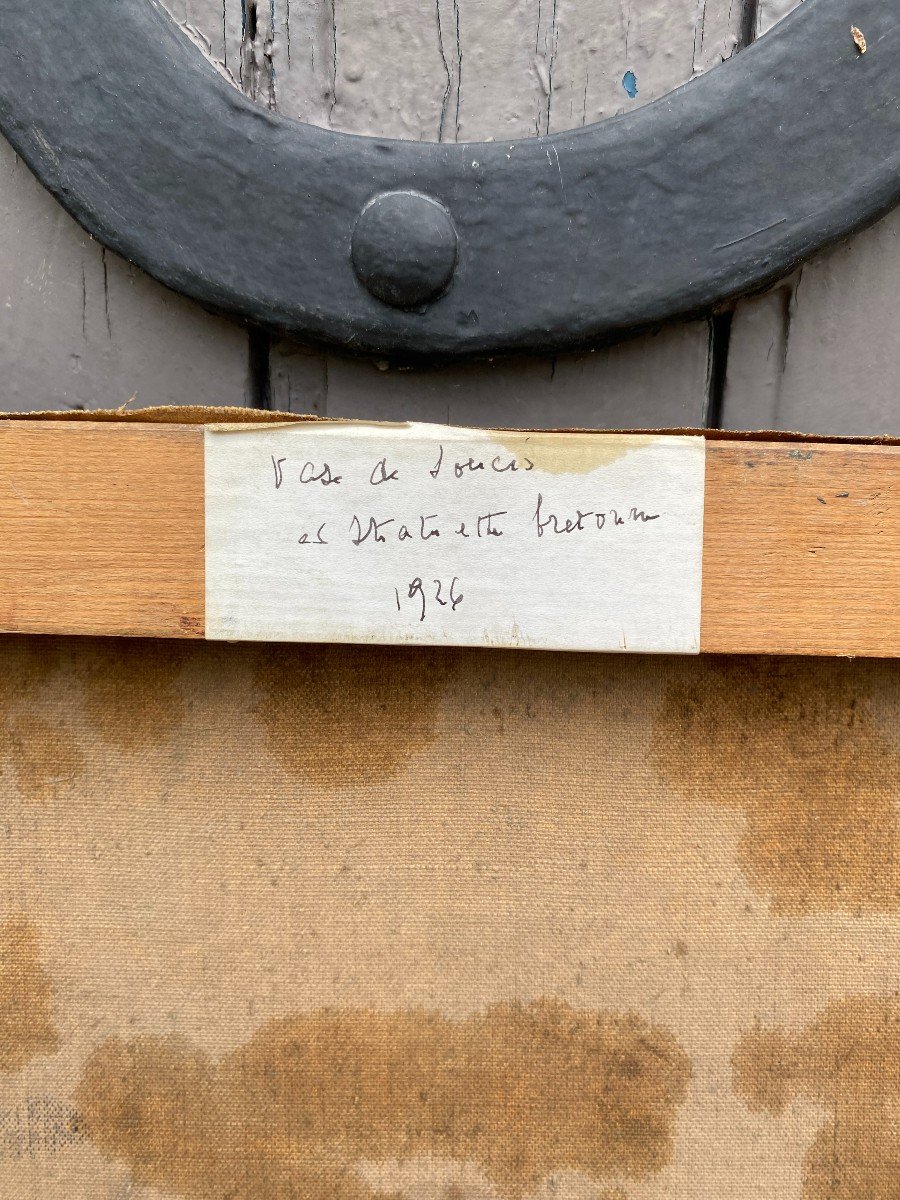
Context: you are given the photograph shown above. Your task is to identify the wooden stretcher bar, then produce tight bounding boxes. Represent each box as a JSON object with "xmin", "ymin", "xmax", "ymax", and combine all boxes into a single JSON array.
[{"xmin": 0, "ymin": 417, "xmax": 897, "ymax": 656}]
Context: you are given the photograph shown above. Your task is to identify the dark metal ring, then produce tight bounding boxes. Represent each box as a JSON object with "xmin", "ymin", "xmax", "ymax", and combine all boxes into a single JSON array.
[{"xmin": 0, "ymin": 0, "xmax": 896, "ymax": 361}]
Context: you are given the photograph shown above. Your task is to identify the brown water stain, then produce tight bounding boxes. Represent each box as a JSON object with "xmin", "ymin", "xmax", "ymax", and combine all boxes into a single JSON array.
[
  {"xmin": 0, "ymin": 919, "xmax": 60, "ymax": 1072},
  {"xmin": 253, "ymin": 643, "xmax": 451, "ymax": 787},
  {"xmin": 0, "ymin": 638, "xmax": 83, "ymax": 800},
  {"xmin": 651, "ymin": 657, "xmax": 900, "ymax": 913},
  {"xmin": 733, "ymin": 995, "xmax": 900, "ymax": 1200},
  {"xmin": 79, "ymin": 638, "xmax": 187, "ymax": 753},
  {"xmin": 0, "ymin": 636, "xmax": 189, "ymax": 800},
  {"xmin": 487, "ymin": 431, "xmax": 650, "ymax": 475},
  {"xmin": 75, "ymin": 998, "xmax": 690, "ymax": 1200}
]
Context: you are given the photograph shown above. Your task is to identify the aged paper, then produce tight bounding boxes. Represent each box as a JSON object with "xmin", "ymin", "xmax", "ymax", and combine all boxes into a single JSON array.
[{"xmin": 205, "ymin": 423, "xmax": 705, "ymax": 652}]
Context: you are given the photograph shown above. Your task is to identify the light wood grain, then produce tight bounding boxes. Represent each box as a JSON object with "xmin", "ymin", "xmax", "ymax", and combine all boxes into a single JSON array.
[
  {"xmin": 1, "ymin": 421, "xmax": 898, "ymax": 655},
  {"xmin": 702, "ymin": 440, "xmax": 900, "ymax": 656},
  {"xmin": 0, "ymin": 422, "xmax": 204, "ymax": 638}
]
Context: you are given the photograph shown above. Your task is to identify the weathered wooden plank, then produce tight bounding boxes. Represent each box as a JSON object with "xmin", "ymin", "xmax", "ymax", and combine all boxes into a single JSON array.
[
  {"xmin": 0, "ymin": 0, "xmax": 262, "ymax": 414},
  {"xmin": 0, "ymin": 0, "xmax": 781, "ymax": 428},
  {"xmin": 1, "ymin": 417, "xmax": 898, "ymax": 659},
  {"xmin": 723, "ymin": 211, "xmax": 900, "ymax": 436},
  {"xmin": 544, "ymin": 0, "xmax": 742, "ymax": 134},
  {"xmin": 273, "ymin": 327, "xmax": 716, "ymax": 429},
  {"xmin": 719, "ymin": 0, "xmax": 900, "ymax": 439},
  {"xmin": 0, "ymin": 141, "xmax": 252, "ymax": 413},
  {"xmin": 756, "ymin": 0, "xmax": 799, "ymax": 37}
]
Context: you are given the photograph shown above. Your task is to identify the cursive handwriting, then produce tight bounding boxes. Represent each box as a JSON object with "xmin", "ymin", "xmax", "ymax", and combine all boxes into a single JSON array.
[
  {"xmin": 299, "ymin": 461, "xmax": 342, "ymax": 486},
  {"xmin": 369, "ymin": 457, "xmax": 399, "ymax": 486},
  {"xmin": 347, "ymin": 509, "xmax": 514, "ymax": 545},
  {"xmin": 273, "ymin": 448, "xmax": 539, "ymax": 490},
  {"xmin": 298, "ymin": 523, "xmax": 328, "ymax": 545},
  {"xmin": 428, "ymin": 444, "xmax": 534, "ymax": 480},
  {"xmin": 532, "ymin": 493, "xmax": 660, "ymax": 537}
]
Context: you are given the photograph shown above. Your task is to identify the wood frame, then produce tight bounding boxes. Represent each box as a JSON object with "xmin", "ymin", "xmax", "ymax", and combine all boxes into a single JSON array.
[{"xmin": 0, "ymin": 414, "xmax": 897, "ymax": 656}]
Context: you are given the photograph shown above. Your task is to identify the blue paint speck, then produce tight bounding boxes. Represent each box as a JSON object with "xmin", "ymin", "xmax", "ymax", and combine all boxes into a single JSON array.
[{"xmin": 623, "ymin": 70, "xmax": 638, "ymax": 99}]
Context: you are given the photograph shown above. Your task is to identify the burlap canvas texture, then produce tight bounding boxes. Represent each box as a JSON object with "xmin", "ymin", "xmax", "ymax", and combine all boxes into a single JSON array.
[{"xmin": 0, "ymin": 636, "xmax": 898, "ymax": 1199}]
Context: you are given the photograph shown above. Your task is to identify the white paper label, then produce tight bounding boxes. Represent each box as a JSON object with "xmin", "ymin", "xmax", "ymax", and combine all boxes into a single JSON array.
[{"xmin": 205, "ymin": 423, "xmax": 705, "ymax": 653}]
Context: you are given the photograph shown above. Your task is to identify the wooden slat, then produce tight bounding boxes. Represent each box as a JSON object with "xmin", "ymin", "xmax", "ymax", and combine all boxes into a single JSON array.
[
  {"xmin": 701, "ymin": 440, "xmax": 900, "ymax": 656},
  {"xmin": 0, "ymin": 421, "xmax": 898, "ymax": 655},
  {"xmin": 0, "ymin": 422, "xmax": 204, "ymax": 637}
]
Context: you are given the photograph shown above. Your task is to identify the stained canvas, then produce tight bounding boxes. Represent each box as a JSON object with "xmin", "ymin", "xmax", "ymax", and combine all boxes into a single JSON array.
[{"xmin": 0, "ymin": 637, "xmax": 897, "ymax": 1199}]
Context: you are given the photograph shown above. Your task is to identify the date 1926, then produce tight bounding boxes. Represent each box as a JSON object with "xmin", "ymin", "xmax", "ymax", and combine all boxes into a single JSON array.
[{"xmin": 395, "ymin": 577, "xmax": 464, "ymax": 622}]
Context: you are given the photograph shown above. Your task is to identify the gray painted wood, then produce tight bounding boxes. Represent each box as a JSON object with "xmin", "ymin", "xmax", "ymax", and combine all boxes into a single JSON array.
[
  {"xmin": 0, "ymin": 140, "xmax": 251, "ymax": 413},
  {"xmin": 0, "ymin": 0, "xmax": 259, "ymax": 414},
  {"xmin": 721, "ymin": 1, "xmax": 900, "ymax": 436},
  {"xmin": 0, "ymin": 0, "xmax": 779, "ymax": 428},
  {"xmin": 271, "ymin": 324, "xmax": 717, "ymax": 428},
  {"xmin": 723, "ymin": 210, "xmax": 900, "ymax": 435},
  {"xmin": 756, "ymin": 0, "xmax": 802, "ymax": 37},
  {"xmin": 255, "ymin": 0, "xmax": 747, "ymax": 425}
]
